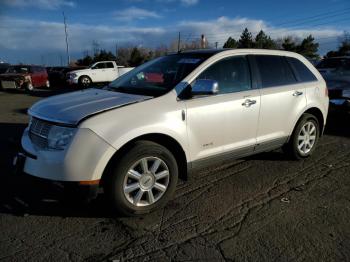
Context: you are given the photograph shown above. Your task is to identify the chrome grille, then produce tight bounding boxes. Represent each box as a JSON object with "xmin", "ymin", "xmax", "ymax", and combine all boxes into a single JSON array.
[{"xmin": 29, "ymin": 118, "xmax": 52, "ymax": 149}]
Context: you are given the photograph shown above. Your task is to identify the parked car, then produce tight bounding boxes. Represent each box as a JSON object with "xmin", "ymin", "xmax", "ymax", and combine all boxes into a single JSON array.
[
  {"xmin": 15, "ymin": 49, "xmax": 328, "ymax": 216},
  {"xmin": 0, "ymin": 62, "xmax": 10, "ymax": 74},
  {"xmin": 66, "ymin": 61, "xmax": 134, "ymax": 87},
  {"xmin": 0, "ymin": 65, "xmax": 49, "ymax": 91},
  {"xmin": 324, "ymin": 75, "xmax": 350, "ymax": 110},
  {"xmin": 316, "ymin": 56, "xmax": 350, "ymax": 76},
  {"xmin": 47, "ymin": 66, "xmax": 84, "ymax": 87}
]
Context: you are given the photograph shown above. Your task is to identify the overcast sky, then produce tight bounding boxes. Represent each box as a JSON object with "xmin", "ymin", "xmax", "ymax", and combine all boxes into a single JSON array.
[{"xmin": 0, "ymin": 0, "xmax": 349, "ymax": 65}]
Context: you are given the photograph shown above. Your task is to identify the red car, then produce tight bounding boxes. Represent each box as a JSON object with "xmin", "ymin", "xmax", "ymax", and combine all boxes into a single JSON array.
[{"xmin": 0, "ymin": 65, "xmax": 50, "ymax": 91}]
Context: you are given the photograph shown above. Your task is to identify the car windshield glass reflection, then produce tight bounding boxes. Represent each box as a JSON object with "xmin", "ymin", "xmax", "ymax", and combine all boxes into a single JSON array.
[{"xmin": 107, "ymin": 53, "xmax": 212, "ymax": 97}]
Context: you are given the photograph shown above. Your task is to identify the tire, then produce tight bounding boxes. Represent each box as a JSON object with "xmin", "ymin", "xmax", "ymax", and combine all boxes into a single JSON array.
[
  {"xmin": 25, "ymin": 82, "xmax": 34, "ymax": 92},
  {"xmin": 105, "ymin": 141, "xmax": 178, "ymax": 216},
  {"xmin": 78, "ymin": 76, "xmax": 92, "ymax": 88},
  {"xmin": 283, "ymin": 113, "xmax": 320, "ymax": 160}
]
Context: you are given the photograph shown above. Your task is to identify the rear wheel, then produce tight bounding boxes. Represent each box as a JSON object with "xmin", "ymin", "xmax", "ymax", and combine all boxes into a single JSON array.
[
  {"xmin": 283, "ymin": 113, "xmax": 320, "ymax": 160},
  {"xmin": 105, "ymin": 141, "xmax": 178, "ymax": 216},
  {"xmin": 25, "ymin": 82, "xmax": 34, "ymax": 92}
]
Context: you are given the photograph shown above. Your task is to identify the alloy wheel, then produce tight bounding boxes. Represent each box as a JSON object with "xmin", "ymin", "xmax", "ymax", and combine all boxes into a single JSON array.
[
  {"xmin": 297, "ymin": 121, "xmax": 317, "ymax": 154},
  {"xmin": 123, "ymin": 157, "xmax": 170, "ymax": 207}
]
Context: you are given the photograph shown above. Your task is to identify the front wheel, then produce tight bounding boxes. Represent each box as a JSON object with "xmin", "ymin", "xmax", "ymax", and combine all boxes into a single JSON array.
[
  {"xmin": 283, "ymin": 113, "xmax": 320, "ymax": 160},
  {"xmin": 78, "ymin": 76, "xmax": 91, "ymax": 88},
  {"xmin": 104, "ymin": 141, "xmax": 178, "ymax": 216}
]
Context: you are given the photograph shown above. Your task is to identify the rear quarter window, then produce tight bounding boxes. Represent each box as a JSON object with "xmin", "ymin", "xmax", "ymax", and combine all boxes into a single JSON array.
[
  {"xmin": 287, "ymin": 57, "xmax": 317, "ymax": 82},
  {"xmin": 254, "ymin": 55, "xmax": 297, "ymax": 88}
]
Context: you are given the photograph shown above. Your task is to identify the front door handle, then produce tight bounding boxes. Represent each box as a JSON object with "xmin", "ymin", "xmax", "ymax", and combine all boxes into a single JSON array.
[
  {"xmin": 293, "ymin": 91, "xmax": 303, "ymax": 97},
  {"xmin": 242, "ymin": 99, "xmax": 256, "ymax": 107}
]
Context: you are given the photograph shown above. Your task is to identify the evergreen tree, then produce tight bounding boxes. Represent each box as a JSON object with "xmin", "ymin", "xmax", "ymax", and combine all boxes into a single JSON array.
[
  {"xmin": 223, "ymin": 37, "xmax": 238, "ymax": 48},
  {"xmin": 297, "ymin": 35, "xmax": 319, "ymax": 59},
  {"xmin": 76, "ymin": 55, "xmax": 93, "ymax": 66},
  {"xmin": 254, "ymin": 30, "xmax": 276, "ymax": 49},
  {"xmin": 128, "ymin": 47, "xmax": 145, "ymax": 67},
  {"xmin": 238, "ymin": 28, "xmax": 254, "ymax": 48},
  {"xmin": 93, "ymin": 50, "xmax": 116, "ymax": 62},
  {"xmin": 282, "ymin": 37, "xmax": 298, "ymax": 52}
]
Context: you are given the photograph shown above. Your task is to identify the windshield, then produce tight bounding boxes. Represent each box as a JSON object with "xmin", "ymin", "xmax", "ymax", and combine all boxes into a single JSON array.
[
  {"xmin": 6, "ymin": 66, "xmax": 30, "ymax": 74},
  {"xmin": 107, "ymin": 53, "xmax": 213, "ymax": 96}
]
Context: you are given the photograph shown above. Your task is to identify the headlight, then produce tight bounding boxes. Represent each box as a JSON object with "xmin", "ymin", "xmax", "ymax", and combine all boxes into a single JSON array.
[
  {"xmin": 69, "ymin": 73, "xmax": 77, "ymax": 79},
  {"xmin": 47, "ymin": 126, "xmax": 77, "ymax": 150}
]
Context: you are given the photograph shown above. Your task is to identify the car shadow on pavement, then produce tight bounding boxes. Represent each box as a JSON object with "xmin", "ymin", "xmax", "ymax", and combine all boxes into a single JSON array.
[
  {"xmin": 0, "ymin": 122, "xmax": 117, "ymax": 218},
  {"xmin": 0, "ymin": 109, "xmax": 349, "ymax": 219},
  {"xmin": 325, "ymin": 109, "xmax": 350, "ymax": 138}
]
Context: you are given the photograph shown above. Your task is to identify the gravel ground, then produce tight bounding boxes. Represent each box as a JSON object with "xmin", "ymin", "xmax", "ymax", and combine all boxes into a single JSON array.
[{"xmin": 0, "ymin": 89, "xmax": 349, "ymax": 262}]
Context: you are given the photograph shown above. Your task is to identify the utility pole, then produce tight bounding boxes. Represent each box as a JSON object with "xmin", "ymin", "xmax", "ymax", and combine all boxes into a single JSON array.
[
  {"xmin": 215, "ymin": 42, "xmax": 218, "ymax": 49},
  {"xmin": 177, "ymin": 32, "xmax": 181, "ymax": 52},
  {"xmin": 115, "ymin": 43, "xmax": 118, "ymax": 58},
  {"xmin": 62, "ymin": 12, "xmax": 70, "ymax": 66}
]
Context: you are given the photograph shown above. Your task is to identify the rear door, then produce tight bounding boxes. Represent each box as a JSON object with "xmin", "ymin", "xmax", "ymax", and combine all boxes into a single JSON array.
[
  {"xmin": 252, "ymin": 55, "xmax": 307, "ymax": 149},
  {"xmin": 104, "ymin": 62, "xmax": 118, "ymax": 81},
  {"xmin": 185, "ymin": 55, "xmax": 260, "ymax": 164}
]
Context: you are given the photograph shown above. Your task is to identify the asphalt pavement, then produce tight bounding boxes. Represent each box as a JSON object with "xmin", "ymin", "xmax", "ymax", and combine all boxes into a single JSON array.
[{"xmin": 0, "ymin": 88, "xmax": 349, "ymax": 262}]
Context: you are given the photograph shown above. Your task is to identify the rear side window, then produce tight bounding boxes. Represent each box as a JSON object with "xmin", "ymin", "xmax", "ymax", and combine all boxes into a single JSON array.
[
  {"xmin": 287, "ymin": 57, "xmax": 317, "ymax": 82},
  {"xmin": 93, "ymin": 63, "xmax": 106, "ymax": 69},
  {"xmin": 105, "ymin": 62, "xmax": 114, "ymax": 68},
  {"xmin": 254, "ymin": 55, "xmax": 297, "ymax": 88},
  {"xmin": 196, "ymin": 56, "xmax": 252, "ymax": 94}
]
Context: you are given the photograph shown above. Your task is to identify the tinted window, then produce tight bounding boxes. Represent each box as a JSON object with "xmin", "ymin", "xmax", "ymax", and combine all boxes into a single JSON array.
[
  {"xmin": 287, "ymin": 57, "xmax": 317, "ymax": 82},
  {"xmin": 196, "ymin": 56, "xmax": 251, "ymax": 94},
  {"xmin": 105, "ymin": 62, "xmax": 114, "ymax": 68},
  {"xmin": 93, "ymin": 63, "xmax": 105, "ymax": 69},
  {"xmin": 255, "ymin": 55, "xmax": 297, "ymax": 88}
]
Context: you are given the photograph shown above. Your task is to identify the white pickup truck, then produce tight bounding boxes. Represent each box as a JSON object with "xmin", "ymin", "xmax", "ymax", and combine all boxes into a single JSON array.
[{"xmin": 67, "ymin": 61, "xmax": 134, "ymax": 86}]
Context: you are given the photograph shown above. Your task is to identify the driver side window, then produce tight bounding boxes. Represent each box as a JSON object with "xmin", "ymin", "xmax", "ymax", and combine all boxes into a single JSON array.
[
  {"xmin": 93, "ymin": 63, "xmax": 106, "ymax": 69},
  {"xmin": 196, "ymin": 56, "xmax": 252, "ymax": 94}
]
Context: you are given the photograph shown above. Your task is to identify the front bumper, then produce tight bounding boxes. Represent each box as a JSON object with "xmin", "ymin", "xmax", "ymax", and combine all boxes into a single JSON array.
[
  {"xmin": 20, "ymin": 127, "xmax": 116, "ymax": 182},
  {"xmin": 67, "ymin": 78, "xmax": 79, "ymax": 85}
]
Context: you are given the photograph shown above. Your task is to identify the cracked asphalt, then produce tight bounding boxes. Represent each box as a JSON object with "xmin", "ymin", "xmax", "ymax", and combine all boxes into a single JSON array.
[{"xmin": 0, "ymin": 89, "xmax": 349, "ymax": 262}]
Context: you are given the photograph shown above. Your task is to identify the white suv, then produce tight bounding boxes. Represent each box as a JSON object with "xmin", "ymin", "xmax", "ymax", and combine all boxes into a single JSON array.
[{"xmin": 16, "ymin": 49, "xmax": 329, "ymax": 215}]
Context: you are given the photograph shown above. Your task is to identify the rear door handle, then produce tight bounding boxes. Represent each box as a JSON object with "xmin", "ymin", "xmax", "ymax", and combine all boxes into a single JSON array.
[
  {"xmin": 293, "ymin": 91, "xmax": 303, "ymax": 97},
  {"xmin": 242, "ymin": 99, "xmax": 256, "ymax": 107}
]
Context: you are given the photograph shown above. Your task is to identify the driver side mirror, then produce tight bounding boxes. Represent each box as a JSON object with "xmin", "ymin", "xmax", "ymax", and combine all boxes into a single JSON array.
[{"xmin": 191, "ymin": 79, "xmax": 219, "ymax": 96}]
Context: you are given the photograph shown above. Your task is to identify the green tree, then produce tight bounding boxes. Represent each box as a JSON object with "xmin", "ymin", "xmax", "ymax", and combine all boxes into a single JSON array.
[
  {"xmin": 93, "ymin": 50, "xmax": 116, "ymax": 62},
  {"xmin": 128, "ymin": 47, "xmax": 145, "ymax": 67},
  {"xmin": 325, "ymin": 32, "xmax": 350, "ymax": 57},
  {"xmin": 338, "ymin": 41, "xmax": 350, "ymax": 56},
  {"xmin": 223, "ymin": 37, "xmax": 238, "ymax": 48},
  {"xmin": 76, "ymin": 55, "xmax": 93, "ymax": 66},
  {"xmin": 297, "ymin": 35, "xmax": 319, "ymax": 59},
  {"xmin": 238, "ymin": 28, "xmax": 254, "ymax": 48},
  {"xmin": 282, "ymin": 37, "xmax": 298, "ymax": 52},
  {"xmin": 254, "ymin": 30, "xmax": 276, "ymax": 49}
]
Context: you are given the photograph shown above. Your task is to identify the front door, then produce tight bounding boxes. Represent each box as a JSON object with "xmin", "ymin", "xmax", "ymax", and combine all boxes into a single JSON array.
[{"xmin": 184, "ymin": 55, "xmax": 260, "ymax": 164}]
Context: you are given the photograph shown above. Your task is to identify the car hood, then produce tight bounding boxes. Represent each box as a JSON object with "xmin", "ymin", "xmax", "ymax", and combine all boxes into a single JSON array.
[
  {"xmin": 69, "ymin": 69, "xmax": 90, "ymax": 75},
  {"xmin": 28, "ymin": 88, "xmax": 151, "ymax": 125}
]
